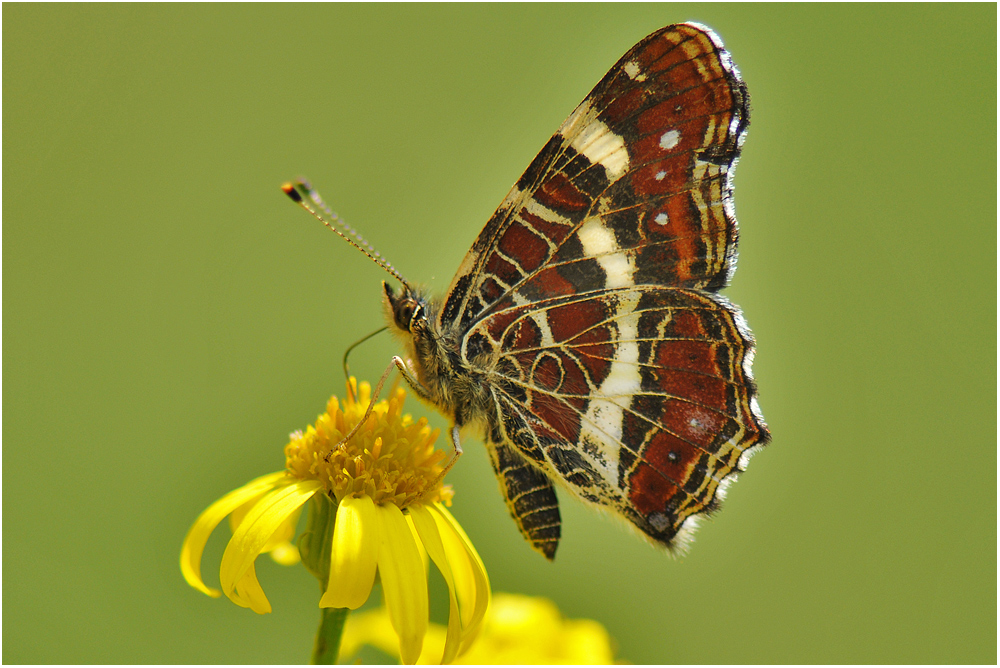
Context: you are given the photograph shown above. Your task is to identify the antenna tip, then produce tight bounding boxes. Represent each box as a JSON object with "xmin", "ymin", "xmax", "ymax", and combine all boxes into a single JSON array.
[{"xmin": 281, "ymin": 182, "xmax": 302, "ymax": 203}]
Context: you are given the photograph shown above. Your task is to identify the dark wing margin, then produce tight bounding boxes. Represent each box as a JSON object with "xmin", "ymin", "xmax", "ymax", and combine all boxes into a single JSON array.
[{"xmin": 439, "ymin": 23, "xmax": 751, "ymax": 334}]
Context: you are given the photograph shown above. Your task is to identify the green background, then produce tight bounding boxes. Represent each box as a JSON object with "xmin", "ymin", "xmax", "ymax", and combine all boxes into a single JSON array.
[{"xmin": 4, "ymin": 4, "xmax": 996, "ymax": 664}]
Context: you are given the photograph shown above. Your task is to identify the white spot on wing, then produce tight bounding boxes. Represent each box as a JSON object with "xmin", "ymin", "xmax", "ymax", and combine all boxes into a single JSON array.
[
  {"xmin": 530, "ymin": 310, "xmax": 555, "ymax": 348},
  {"xmin": 655, "ymin": 170, "xmax": 666, "ymax": 181},
  {"xmin": 660, "ymin": 129, "xmax": 680, "ymax": 150},
  {"xmin": 578, "ymin": 292, "xmax": 643, "ymax": 478},
  {"xmin": 622, "ymin": 60, "xmax": 646, "ymax": 81},
  {"xmin": 566, "ymin": 102, "xmax": 630, "ymax": 181},
  {"xmin": 654, "ymin": 213, "xmax": 669, "ymax": 225},
  {"xmin": 522, "ymin": 197, "xmax": 572, "ymax": 228},
  {"xmin": 577, "ymin": 217, "xmax": 616, "ymax": 255},
  {"xmin": 577, "ymin": 217, "xmax": 635, "ymax": 289}
]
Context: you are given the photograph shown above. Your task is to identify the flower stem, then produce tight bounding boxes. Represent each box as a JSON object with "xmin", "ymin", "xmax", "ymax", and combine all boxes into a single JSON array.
[
  {"xmin": 301, "ymin": 493, "xmax": 347, "ymax": 663},
  {"xmin": 311, "ymin": 606, "xmax": 349, "ymax": 664},
  {"xmin": 300, "ymin": 493, "xmax": 336, "ymax": 583}
]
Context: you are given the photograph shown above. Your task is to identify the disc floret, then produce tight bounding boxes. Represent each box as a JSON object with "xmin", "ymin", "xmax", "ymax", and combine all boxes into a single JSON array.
[{"xmin": 284, "ymin": 379, "xmax": 452, "ymax": 508}]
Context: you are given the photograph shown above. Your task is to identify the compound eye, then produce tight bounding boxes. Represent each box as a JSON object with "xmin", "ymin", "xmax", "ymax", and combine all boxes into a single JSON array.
[{"xmin": 395, "ymin": 299, "xmax": 416, "ymax": 328}]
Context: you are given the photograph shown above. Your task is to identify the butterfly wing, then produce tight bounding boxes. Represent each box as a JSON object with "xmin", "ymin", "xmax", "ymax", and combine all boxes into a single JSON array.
[
  {"xmin": 486, "ymin": 439, "xmax": 561, "ymax": 559},
  {"xmin": 467, "ymin": 286, "xmax": 767, "ymax": 550},
  {"xmin": 439, "ymin": 22, "xmax": 749, "ymax": 335},
  {"xmin": 441, "ymin": 23, "xmax": 766, "ymax": 555}
]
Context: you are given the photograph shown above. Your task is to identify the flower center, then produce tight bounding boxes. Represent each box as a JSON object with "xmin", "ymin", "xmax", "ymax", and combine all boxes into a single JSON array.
[{"xmin": 284, "ymin": 379, "xmax": 453, "ymax": 509}]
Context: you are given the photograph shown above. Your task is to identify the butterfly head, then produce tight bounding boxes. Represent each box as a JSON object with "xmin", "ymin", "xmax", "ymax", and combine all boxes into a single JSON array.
[{"xmin": 383, "ymin": 281, "xmax": 430, "ymax": 336}]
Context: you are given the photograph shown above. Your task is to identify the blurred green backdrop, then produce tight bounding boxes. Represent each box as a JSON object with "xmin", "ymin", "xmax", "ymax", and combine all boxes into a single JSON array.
[{"xmin": 4, "ymin": 3, "xmax": 995, "ymax": 664}]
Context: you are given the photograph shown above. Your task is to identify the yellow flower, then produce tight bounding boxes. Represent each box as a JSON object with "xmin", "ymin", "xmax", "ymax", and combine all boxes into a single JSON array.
[
  {"xmin": 341, "ymin": 593, "xmax": 619, "ymax": 664},
  {"xmin": 181, "ymin": 379, "xmax": 491, "ymax": 664}
]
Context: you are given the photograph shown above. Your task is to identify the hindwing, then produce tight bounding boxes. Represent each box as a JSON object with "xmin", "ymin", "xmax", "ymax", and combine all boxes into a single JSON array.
[
  {"xmin": 468, "ymin": 286, "xmax": 767, "ymax": 548},
  {"xmin": 486, "ymin": 440, "xmax": 561, "ymax": 559}
]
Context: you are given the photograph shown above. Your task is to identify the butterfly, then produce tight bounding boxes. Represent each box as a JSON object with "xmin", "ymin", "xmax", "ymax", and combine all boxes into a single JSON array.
[{"xmin": 286, "ymin": 22, "xmax": 769, "ymax": 559}]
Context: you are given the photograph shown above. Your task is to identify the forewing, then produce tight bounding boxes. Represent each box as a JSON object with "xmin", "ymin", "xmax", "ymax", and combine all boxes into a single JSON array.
[
  {"xmin": 439, "ymin": 23, "xmax": 750, "ymax": 334},
  {"xmin": 466, "ymin": 286, "xmax": 769, "ymax": 548}
]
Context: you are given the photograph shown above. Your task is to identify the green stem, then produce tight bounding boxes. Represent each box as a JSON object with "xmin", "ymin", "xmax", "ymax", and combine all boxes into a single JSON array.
[
  {"xmin": 301, "ymin": 494, "xmax": 348, "ymax": 663},
  {"xmin": 311, "ymin": 606, "xmax": 349, "ymax": 664}
]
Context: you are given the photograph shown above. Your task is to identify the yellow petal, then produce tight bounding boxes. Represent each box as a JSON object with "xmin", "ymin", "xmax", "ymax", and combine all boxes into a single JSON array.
[
  {"xmin": 340, "ymin": 606, "xmax": 453, "ymax": 665},
  {"xmin": 180, "ymin": 471, "xmax": 287, "ymax": 597},
  {"xmin": 339, "ymin": 607, "xmax": 403, "ymax": 661},
  {"xmin": 562, "ymin": 619, "xmax": 616, "ymax": 663},
  {"xmin": 429, "ymin": 504, "xmax": 490, "ymax": 653},
  {"xmin": 409, "ymin": 505, "xmax": 462, "ymax": 664},
  {"xmin": 319, "ymin": 495, "xmax": 380, "ymax": 609},
  {"xmin": 219, "ymin": 479, "xmax": 321, "ymax": 607},
  {"xmin": 227, "ymin": 491, "xmax": 265, "ymax": 534},
  {"xmin": 377, "ymin": 503, "xmax": 428, "ymax": 665},
  {"xmin": 407, "ymin": 514, "xmax": 430, "ymax": 576},
  {"xmin": 268, "ymin": 541, "xmax": 301, "ymax": 566},
  {"xmin": 233, "ymin": 561, "xmax": 272, "ymax": 614},
  {"xmin": 261, "ymin": 503, "xmax": 303, "ymax": 553},
  {"xmin": 458, "ymin": 593, "xmax": 617, "ymax": 664}
]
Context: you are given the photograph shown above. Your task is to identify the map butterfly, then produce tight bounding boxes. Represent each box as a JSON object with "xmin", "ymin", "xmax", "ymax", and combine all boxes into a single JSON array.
[{"xmin": 286, "ymin": 23, "xmax": 769, "ymax": 559}]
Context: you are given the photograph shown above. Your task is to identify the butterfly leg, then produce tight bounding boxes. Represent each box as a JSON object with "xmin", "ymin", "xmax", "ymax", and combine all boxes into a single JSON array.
[
  {"xmin": 327, "ymin": 354, "xmax": 433, "ymax": 460},
  {"xmin": 389, "ymin": 355, "xmax": 436, "ymax": 404},
  {"xmin": 386, "ymin": 356, "xmax": 465, "ymax": 486},
  {"xmin": 487, "ymin": 441, "xmax": 561, "ymax": 560},
  {"xmin": 445, "ymin": 424, "xmax": 464, "ymax": 471},
  {"xmin": 414, "ymin": 423, "xmax": 464, "ymax": 497},
  {"xmin": 325, "ymin": 358, "xmax": 404, "ymax": 460}
]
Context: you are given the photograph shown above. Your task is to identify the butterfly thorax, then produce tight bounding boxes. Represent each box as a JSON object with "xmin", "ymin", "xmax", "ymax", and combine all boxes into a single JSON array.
[{"xmin": 382, "ymin": 281, "xmax": 496, "ymax": 431}]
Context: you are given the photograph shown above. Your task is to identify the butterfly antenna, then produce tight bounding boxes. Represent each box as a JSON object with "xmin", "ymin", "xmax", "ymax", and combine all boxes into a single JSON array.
[
  {"xmin": 281, "ymin": 179, "xmax": 411, "ymax": 290},
  {"xmin": 296, "ymin": 178, "xmax": 384, "ymax": 261},
  {"xmin": 342, "ymin": 326, "xmax": 389, "ymax": 401}
]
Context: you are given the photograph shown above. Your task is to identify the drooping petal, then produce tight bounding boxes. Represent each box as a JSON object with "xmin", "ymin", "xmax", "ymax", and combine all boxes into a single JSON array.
[
  {"xmin": 407, "ymin": 514, "xmax": 430, "ymax": 576},
  {"xmin": 261, "ymin": 502, "xmax": 303, "ymax": 554},
  {"xmin": 228, "ymin": 491, "xmax": 303, "ymax": 563},
  {"xmin": 232, "ymin": 561, "xmax": 272, "ymax": 614},
  {"xmin": 377, "ymin": 503, "xmax": 429, "ymax": 665},
  {"xmin": 319, "ymin": 495, "xmax": 380, "ymax": 610},
  {"xmin": 409, "ymin": 504, "xmax": 463, "ymax": 664},
  {"xmin": 429, "ymin": 503, "xmax": 490, "ymax": 653},
  {"xmin": 220, "ymin": 479, "xmax": 322, "ymax": 607},
  {"xmin": 180, "ymin": 471, "xmax": 287, "ymax": 597}
]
